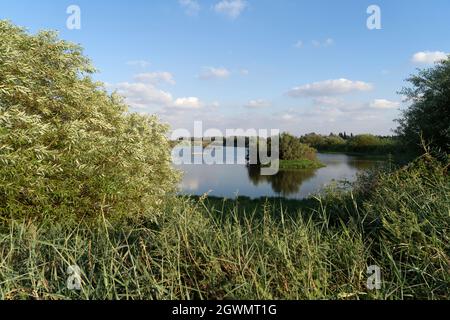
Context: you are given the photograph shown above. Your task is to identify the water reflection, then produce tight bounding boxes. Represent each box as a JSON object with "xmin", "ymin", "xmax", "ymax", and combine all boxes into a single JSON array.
[
  {"xmin": 247, "ymin": 165, "xmax": 317, "ymax": 196},
  {"xmin": 175, "ymin": 147, "xmax": 383, "ymax": 200}
]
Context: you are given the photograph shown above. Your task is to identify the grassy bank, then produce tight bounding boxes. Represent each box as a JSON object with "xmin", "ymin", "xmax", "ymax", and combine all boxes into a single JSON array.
[
  {"xmin": 0, "ymin": 21, "xmax": 449, "ymax": 301},
  {"xmin": 0, "ymin": 156, "xmax": 448, "ymax": 300},
  {"xmin": 262, "ymin": 159, "xmax": 325, "ymax": 170},
  {"xmin": 278, "ymin": 159, "xmax": 325, "ymax": 170}
]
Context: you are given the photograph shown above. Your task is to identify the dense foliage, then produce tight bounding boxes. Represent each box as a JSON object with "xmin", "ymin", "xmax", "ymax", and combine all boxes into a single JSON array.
[
  {"xmin": 397, "ymin": 57, "xmax": 450, "ymax": 155},
  {"xmin": 279, "ymin": 133, "xmax": 317, "ymax": 161},
  {"xmin": 301, "ymin": 133, "xmax": 399, "ymax": 154},
  {"xmin": 0, "ymin": 21, "xmax": 448, "ymax": 301},
  {"xmin": 0, "ymin": 156, "xmax": 448, "ymax": 300},
  {"xmin": 0, "ymin": 21, "xmax": 179, "ymax": 220}
]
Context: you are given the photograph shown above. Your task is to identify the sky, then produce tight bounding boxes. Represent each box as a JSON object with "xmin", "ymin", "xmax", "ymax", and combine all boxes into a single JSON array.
[{"xmin": 1, "ymin": 0, "xmax": 449, "ymax": 136}]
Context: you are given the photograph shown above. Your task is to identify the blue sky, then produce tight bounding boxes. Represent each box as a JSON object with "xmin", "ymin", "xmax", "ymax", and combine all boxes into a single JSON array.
[{"xmin": 1, "ymin": 0, "xmax": 449, "ymax": 135}]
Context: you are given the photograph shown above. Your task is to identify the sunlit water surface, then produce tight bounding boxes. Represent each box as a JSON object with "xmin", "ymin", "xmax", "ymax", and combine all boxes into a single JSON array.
[{"xmin": 174, "ymin": 147, "xmax": 383, "ymax": 200}]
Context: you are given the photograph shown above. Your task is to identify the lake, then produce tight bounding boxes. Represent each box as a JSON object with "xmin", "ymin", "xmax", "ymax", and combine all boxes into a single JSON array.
[{"xmin": 174, "ymin": 146, "xmax": 384, "ymax": 200}]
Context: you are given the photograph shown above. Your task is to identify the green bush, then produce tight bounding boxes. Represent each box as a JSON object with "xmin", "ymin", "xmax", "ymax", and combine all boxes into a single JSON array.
[
  {"xmin": 280, "ymin": 133, "xmax": 317, "ymax": 161},
  {"xmin": 300, "ymin": 133, "xmax": 327, "ymax": 149},
  {"xmin": 0, "ymin": 21, "xmax": 179, "ymax": 220},
  {"xmin": 347, "ymin": 134, "xmax": 382, "ymax": 153},
  {"xmin": 0, "ymin": 157, "xmax": 447, "ymax": 300},
  {"xmin": 324, "ymin": 135, "xmax": 347, "ymax": 149},
  {"xmin": 0, "ymin": 20, "xmax": 448, "ymax": 301},
  {"xmin": 397, "ymin": 57, "xmax": 450, "ymax": 154},
  {"xmin": 300, "ymin": 133, "xmax": 398, "ymax": 155}
]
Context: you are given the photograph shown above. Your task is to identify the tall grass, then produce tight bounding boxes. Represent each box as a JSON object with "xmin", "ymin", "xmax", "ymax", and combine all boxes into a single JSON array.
[{"xmin": 0, "ymin": 157, "xmax": 448, "ymax": 300}]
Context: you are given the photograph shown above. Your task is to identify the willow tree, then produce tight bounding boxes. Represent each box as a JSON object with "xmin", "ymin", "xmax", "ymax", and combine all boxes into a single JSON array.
[
  {"xmin": 397, "ymin": 56, "xmax": 450, "ymax": 155},
  {"xmin": 279, "ymin": 133, "xmax": 317, "ymax": 161},
  {"xmin": 0, "ymin": 21, "xmax": 179, "ymax": 220}
]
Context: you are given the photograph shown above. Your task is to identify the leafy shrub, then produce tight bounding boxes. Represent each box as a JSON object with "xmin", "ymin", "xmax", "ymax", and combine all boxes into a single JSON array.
[
  {"xmin": 324, "ymin": 135, "xmax": 347, "ymax": 148},
  {"xmin": 280, "ymin": 133, "xmax": 317, "ymax": 161},
  {"xmin": 0, "ymin": 21, "xmax": 179, "ymax": 220},
  {"xmin": 397, "ymin": 57, "xmax": 450, "ymax": 154},
  {"xmin": 300, "ymin": 133, "xmax": 327, "ymax": 148},
  {"xmin": 347, "ymin": 134, "xmax": 382, "ymax": 153},
  {"xmin": 301, "ymin": 133, "xmax": 398, "ymax": 154}
]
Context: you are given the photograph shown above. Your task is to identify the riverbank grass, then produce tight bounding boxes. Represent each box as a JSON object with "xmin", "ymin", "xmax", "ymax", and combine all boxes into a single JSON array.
[
  {"xmin": 279, "ymin": 159, "xmax": 325, "ymax": 170},
  {"xmin": 1, "ymin": 156, "xmax": 448, "ymax": 300},
  {"xmin": 263, "ymin": 159, "xmax": 325, "ymax": 170}
]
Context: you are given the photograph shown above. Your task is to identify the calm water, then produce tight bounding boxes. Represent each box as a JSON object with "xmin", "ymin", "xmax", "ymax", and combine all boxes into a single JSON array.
[{"xmin": 174, "ymin": 147, "xmax": 383, "ymax": 200}]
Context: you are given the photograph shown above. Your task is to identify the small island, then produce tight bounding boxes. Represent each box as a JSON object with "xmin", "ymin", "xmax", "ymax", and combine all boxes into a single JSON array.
[
  {"xmin": 261, "ymin": 133, "xmax": 326, "ymax": 170},
  {"xmin": 276, "ymin": 159, "xmax": 325, "ymax": 170}
]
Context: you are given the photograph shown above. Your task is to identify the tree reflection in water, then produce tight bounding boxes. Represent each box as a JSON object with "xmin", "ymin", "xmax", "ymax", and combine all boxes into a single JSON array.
[
  {"xmin": 347, "ymin": 159, "xmax": 383, "ymax": 171},
  {"xmin": 247, "ymin": 165, "xmax": 318, "ymax": 196}
]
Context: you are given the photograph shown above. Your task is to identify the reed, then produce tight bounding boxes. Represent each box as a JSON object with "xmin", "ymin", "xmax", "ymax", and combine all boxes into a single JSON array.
[{"xmin": 0, "ymin": 157, "xmax": 448, "ymax": 300}]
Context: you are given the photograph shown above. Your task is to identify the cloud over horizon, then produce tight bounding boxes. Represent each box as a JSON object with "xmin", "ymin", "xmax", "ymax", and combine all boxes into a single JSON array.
[
  {"xmin": 287, "ymin": 79, "xmax": 373, "ymax": 98},
  {"xmin": 370, "ymin": 99, "xmax": 401, "ymax": 110},
  {"xmin": 111, "ymin": 72, "xmax": 202, "ymax": 111},
  {"xmin": 172, "ymin": 97, "xmax": 202, "ymax": 109},
  {"xmin": 412, "ymin": 51, "xmax": 448, "ymax": 64},
  {"xmin": 245, "ymin": 99, "xmax": 271, "ymax": 109}
]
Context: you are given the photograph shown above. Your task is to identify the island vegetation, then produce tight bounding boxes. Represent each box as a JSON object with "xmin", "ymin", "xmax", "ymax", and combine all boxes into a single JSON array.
[
  {"xmin": 0, "ymin": 21, "xmax": 449, "ymax": 300},
  {"xmin": 300, "ymin": 133, "xmax": 400, "ymax": 155},
  {"xmin": 172, "ymin": 128, "xmax": 403, "ymax": 169},
  {"xmin": 260, "ymin": 133, "xmax": 325, "ymax": 170}
]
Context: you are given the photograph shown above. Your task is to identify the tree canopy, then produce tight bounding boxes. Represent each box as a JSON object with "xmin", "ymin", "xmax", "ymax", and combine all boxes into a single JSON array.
[
  {"xmin": 279, "ymin": 133, "xmax": 317, "ymax": 161},
  {"xmin": 0, "ymin": 21, "xmax": 179, "ymax": 220},
  {"xmin": 397, "ymin": 57, "xmax": 450, "ymax": 155}
]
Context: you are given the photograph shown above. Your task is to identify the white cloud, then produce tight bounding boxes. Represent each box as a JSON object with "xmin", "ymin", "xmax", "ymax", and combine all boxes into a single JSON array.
[
  {"xmin": 312, "ymin": 96, "xmax": 343, "ymax": 106},
  {"xmin": 199, "ymin": 67, "xmax": 231, "ymax": 80},
  {"xmin": 115, "ymin": 82, "xmax": 174, "ymax": 109},
  {"xmin": 162, "ymin": 103, "xmax": 398, "ymax": 137},
  {"xmin": 240, "ymin": 69, "xmax": 249, "ymax": 75},
  {"xmin": 412, "ymin": 51, "xmax": 448, "ymax": 64},
  {"xmin": 245, "ymin": 99, "xmax": 271, "ymax": 109},
  {"xmin": 287, "ymin": 79, "xmax": 373, "ymax": 97},
  {"xmin": 179, "ymin": 0, "xmax": 200, "ymax": 16},
  {"xmin": 126, "ymin": 60, "xmax": 151, "ymax": 68},
  {"xmin": 113, "ymin": 72, "xmax": 202, "ymax": 110},
  {"xmin": 214, "ymin": 0, "xmax": 248, "ymax": 19},
  {"xmin": 134, "ymin": 72, "xmax": 176, "ymax": 85},
  {"xmin": 172, "ymin": 97, "xmax": 202, "ymax": 109},
  {"xmin": 280, "ymin": 113, "xmax": 295, "ymax": 121},
  {"xmin": 370, "ymin": 99, "xmax": 400, "ymax": 110},
  {"xmin": 312, "ymin": 97, "xmax": 400, "ymax": 112}
]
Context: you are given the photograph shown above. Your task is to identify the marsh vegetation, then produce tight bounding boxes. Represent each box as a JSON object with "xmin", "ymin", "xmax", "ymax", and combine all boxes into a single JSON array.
[{"xmin": 0, "ymin": 21, "xmax": 449, "ymax": 300}]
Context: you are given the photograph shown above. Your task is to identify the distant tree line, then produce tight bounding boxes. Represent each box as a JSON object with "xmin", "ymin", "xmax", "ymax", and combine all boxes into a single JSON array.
[
  {"xmin": 299, "ymin": 133, "xmax": 401, "ymax": 155},
  {"xmin": 174, "ymin": 57, "xmax": 450, "ymax": 161},
  {"xmin": 175, "ymin": 133, "xmax": 400, "ymax": 157}
]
